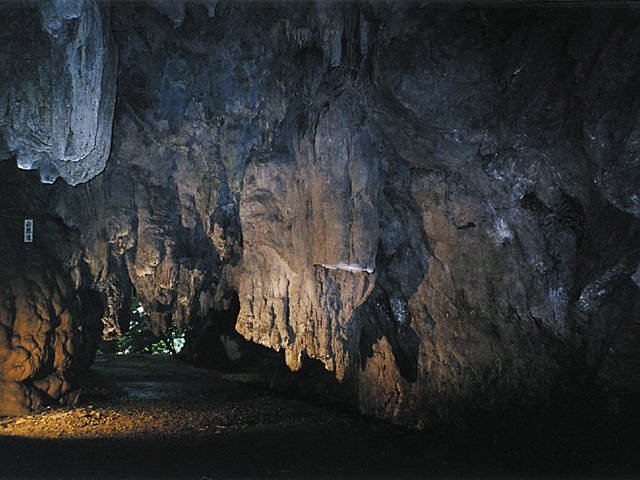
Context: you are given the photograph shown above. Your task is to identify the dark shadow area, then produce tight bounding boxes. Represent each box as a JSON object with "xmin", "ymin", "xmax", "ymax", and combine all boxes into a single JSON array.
[
  {"xmin": 179, "ymin": 304, "xmax": 358, "ymax": 412},
  {"xmin": 269, "ymin": 354, "xmax": 359, "ymax": 413},
  {"xmin": 357, "ymin": 285, "xmax": 421, "ymax": 383},
  {"xmin": 1, "ymin": 414, "xmax": 637, "ymax": 479},
  {"xmin": 1, "ymin": 348, "xmax": 638, "ymax": 479},
  {"xmin": 356, "ymin": 156, "xmax": 429, "ymax": 384},
  {"xmin": 0, "ymin": 432, "xmax": 499, "ymax": 480},
  {"xmin": 179, "ymin": 294, "xmax": 284, "ymax": 373}
]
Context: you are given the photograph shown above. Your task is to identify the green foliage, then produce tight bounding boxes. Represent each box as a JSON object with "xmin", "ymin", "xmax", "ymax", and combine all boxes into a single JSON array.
[{"xmin": 115, "ymin": 297, "xmax": 185, "ymax": 355}]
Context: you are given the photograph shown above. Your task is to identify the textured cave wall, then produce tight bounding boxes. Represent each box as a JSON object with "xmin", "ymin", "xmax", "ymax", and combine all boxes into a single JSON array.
[
  {"xmin": 1, "ymin": 1, "xmax": 640, "ymax": 428},
  {"xmin": 233, "ymin": 2, "xmax": 640, "ymax": 426},
  {"xmin": 0, "ymin": 163, "xmax": 100, "ymax": 416}
]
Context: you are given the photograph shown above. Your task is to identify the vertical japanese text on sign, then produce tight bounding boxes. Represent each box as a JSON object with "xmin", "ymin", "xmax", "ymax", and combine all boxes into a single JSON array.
[{"xmin": 24, "ymin": 219, "xmax": 34, "ymax": 243}]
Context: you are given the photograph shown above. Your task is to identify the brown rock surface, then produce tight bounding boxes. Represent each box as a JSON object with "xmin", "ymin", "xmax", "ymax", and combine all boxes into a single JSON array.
[{"xmin": 0, "ymin": 2, "xmax": 638, "ymax": 439}]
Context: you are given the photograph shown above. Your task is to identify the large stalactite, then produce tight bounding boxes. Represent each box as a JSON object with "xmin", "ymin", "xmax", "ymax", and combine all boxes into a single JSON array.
[
  {"xmin": 0, "ymin": 0, "xmax": 116, "ymax": 185},
  {"xmin": 0, "ymin": 1, "xmax": 639, "ymax": 432}
]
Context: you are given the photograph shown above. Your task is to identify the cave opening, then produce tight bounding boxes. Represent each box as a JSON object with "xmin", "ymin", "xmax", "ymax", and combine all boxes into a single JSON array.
[{"xmin": 98, "ymin": 289, "xmax": 187, "ymax": 356}]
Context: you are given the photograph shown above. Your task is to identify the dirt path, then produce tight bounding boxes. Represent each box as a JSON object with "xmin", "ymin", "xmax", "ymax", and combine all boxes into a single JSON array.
[
  {"xmin": 0, "ymin": 354, "xmax": 449, "ymax": 479},
  {"xmin": 0, "ymin": 354, "xmax": 636, "ymax": 479}
]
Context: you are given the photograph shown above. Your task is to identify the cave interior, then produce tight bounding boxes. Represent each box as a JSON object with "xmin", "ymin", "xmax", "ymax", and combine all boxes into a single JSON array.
[{"xmin": 0, "ymin": 0, "xmax": 639, "ymax": 477}]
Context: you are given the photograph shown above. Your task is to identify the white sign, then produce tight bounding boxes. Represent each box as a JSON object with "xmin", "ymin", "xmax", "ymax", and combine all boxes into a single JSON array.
[{"xmin": 24, "ymin": 219, "xmax": 33, "ymax": 243}]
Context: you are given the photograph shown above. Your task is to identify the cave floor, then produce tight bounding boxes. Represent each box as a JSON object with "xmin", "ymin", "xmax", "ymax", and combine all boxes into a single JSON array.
[{"xmin": 0, "ymin": 354, "xmax": 636, "ymax": 479}]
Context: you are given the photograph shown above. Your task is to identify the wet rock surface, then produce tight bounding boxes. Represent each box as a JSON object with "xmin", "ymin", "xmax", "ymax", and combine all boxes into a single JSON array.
[{"xmin": 1, "ymin": 354, "xmax": 638, "ymax": 479}]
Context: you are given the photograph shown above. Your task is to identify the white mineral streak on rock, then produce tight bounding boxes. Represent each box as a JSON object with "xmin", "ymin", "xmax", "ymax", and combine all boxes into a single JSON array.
[
  {"xmin": 577, "ymin": 263, "xmax": 628, "ymax": 315},
  {"xmin": 318, "ymin": 263, "xmax": 375, "ymax": 274},
  {"xmin": 203, "ymin": 0, "xmax": 218, "ymax": 18},
  {"xmin": 632, "ymin": 263, "xmax": 640, "ymax": 288},
  {"xmin": 389, "ymin": 297, "xmax": 409, "ymax": 325},
  {"xmin": 490, "ymin": 217, "xmax": 513, "ymax": 245}
]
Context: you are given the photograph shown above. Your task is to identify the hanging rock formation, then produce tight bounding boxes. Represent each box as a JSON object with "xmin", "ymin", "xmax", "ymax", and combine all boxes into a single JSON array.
[
  {"xmin": 0, "ymin": 1, "xmax": 639, "ymax": 433},
  {"xmin": 0, "ymin": 0, "xmax": 116, "ymax": 185}
]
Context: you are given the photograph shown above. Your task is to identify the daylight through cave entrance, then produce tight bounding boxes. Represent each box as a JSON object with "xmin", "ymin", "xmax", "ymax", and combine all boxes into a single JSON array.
[{"xmin": 99, "ymin": 290, "xmax": 187, "ymax": 356}]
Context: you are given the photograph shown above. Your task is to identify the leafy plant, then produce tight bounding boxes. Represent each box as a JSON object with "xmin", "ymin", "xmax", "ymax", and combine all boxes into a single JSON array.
[{"xmin": 115, "ymin": 296, "xmax": 185, "ymax": 355}]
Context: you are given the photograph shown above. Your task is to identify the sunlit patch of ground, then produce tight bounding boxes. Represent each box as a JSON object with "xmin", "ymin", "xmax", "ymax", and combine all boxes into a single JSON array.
[{"xmin": 0, "ymin": 355, "xmax": 365, "ymax": 440}]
